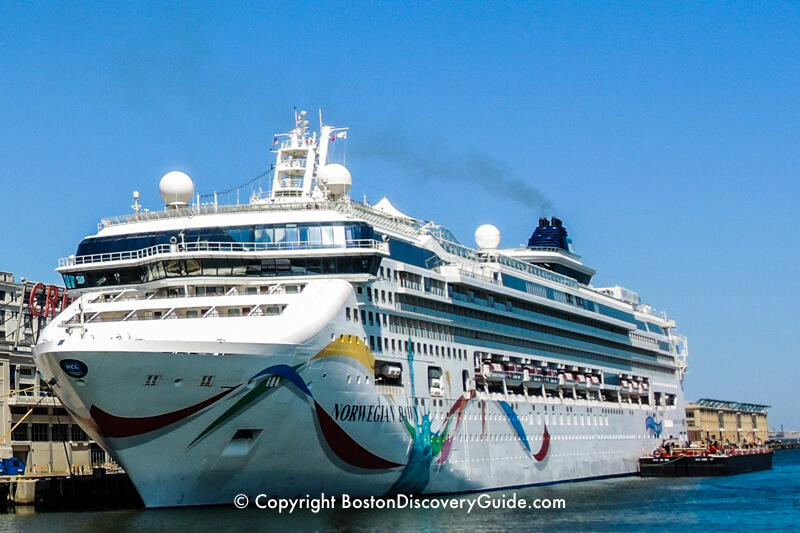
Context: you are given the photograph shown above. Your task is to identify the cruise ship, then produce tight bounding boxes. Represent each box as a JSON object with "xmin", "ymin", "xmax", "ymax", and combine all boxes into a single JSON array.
[{"xmin": 34, "ymin": 111, "xmax": 688, "ymax": 508}]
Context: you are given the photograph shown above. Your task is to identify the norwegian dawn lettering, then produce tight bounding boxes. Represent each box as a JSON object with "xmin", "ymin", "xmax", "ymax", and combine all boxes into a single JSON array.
[{"xmin": 331, "ymin": 403, "xmax": 419, "ymax": 424}]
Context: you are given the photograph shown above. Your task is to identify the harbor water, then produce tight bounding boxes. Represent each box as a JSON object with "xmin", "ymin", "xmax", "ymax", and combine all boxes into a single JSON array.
[{"xmin": 2, "ymin": 448, "xmax": 798, "ymax": 532}]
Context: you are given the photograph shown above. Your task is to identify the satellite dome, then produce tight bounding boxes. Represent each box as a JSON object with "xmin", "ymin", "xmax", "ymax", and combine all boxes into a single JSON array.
[
  {"xmin": 159, "ymin": 171, "xmax": 194, "ymax": 208},
  {"xmin": 318, "ymin": 164, "xmax": 352, "ymax": 198},
  {"xmin": 475, "ymin": 224, "xmax": 501, "ymax": 250}
]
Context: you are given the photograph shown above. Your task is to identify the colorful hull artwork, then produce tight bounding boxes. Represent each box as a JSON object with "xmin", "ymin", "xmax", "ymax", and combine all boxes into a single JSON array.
[{"xmin": 79, "ymin": 335, "xmax": 551, "ymax": 495}]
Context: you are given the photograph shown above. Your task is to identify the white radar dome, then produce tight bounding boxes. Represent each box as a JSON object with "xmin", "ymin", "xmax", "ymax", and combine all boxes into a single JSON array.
[
  {"xmin": 318, "ymin": 163, "xmax": 352, "ymax": 198},
  {"xmin": 475, "ymin": 224, "xmax": 501, "ymax": 250},
  {"xmin": 159, "ymin": 171, "xmax": 195, "ymax": 208}
]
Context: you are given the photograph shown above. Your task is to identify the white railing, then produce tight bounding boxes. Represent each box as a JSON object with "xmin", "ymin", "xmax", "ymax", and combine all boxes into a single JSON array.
[
  {"xmin": 277, "ymin": 178, "xmax": 304, "ymax": 188},
  {"xmin": 60, "ymin": 239, "xmax": 388, "ymax": 267},
  {"xmin": 525, "ymin": 246, "xmax": 582, "ymax": 260},
  {"xmin": 399, "ymin": 279, "xmax": 422, "ymax": 291},
  {"xmin": 92, "ymin": 198, "xmax": 581, "ymax": 290},
  {"xmin": 277, "ymin": 160, "xmax": 307, "ymax": 170},
  {"xmin": 280, "ymin": 140, "xmax": 313, "ymax": 150},
  {"xmin": 458, "ymin": 267, "xmax": 501, "ymax": 286},
  {"xmin": 98, "ymin": 199, "xmax": 422, "ymax": 238}
]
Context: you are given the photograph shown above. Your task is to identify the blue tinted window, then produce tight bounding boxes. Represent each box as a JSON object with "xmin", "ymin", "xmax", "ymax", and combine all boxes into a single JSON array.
[
  {"xmin": 388, "ymin": 239, "xmax": 437, "ymax": 269},
  {"xmin": 226, "ymin": 228, "xmax": 251, "ymax": 242},
  {"xmin": 597, "ymin": 304, "xmax": 636, "ymax": 325},
  {"xmin": 308, "ymin": 226, "xmax": 322, "ymax": 244},
  {"xmin": 62, "ymin": 256, "xmax": 380, "ymax": 288},
  {"xmin": 76, "ymin": 222, "xmax": 375, "ymax": 256}
]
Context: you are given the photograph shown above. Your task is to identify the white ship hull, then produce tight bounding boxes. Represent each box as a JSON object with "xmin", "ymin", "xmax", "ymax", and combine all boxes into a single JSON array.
[{"xmin": 35, "ymin": 279, "xmax": 681, "ymax": 508}]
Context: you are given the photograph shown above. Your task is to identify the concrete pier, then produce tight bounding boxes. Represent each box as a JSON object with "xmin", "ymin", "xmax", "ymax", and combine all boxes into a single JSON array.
[{"xmin": 1, "ymin": 471, "xmax": 143, "ymax": 510}]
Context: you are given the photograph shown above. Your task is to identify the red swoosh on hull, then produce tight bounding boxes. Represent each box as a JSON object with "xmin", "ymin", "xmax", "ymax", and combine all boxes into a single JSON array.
[
  {"xmin": 313, "ymin": 400, "xmax": 404, "ymax": 470},
  {"xmin": 90, "ymin": 387, "xmax": 238, "ymax": 438},
  {"xmin": 534, "ymin": 425, "xmax": 550, "ymax": 462}
]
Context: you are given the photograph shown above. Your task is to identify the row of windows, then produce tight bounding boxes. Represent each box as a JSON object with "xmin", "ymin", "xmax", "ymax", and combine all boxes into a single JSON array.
[
  {"xmin": 11, "ymin": 423, "xmax": 89, "ymax": 442},
  {"xmin": 450, "ymin": 411, "xmax": 610, "ymax": 429},
  {"xmin": 356, "ymin": 285, "xmax": 394, "ymax": 305},
  {"xmin": 76, "ymin": 223, "xmax": 376, "ymax": 257},
  {"xmin": 344, "ymin": 305, "xmax": 468, "ymax": 360},
  {"xmin": 453, "ymin": 326, "xmax": 676, "ymax": 377},
  {"xmin": 367, "ymin": 334, "xmax": 469, "ymax": 360},
  {"xmin": 348, "ymin": 306, "xmax": 395, "ymax": 327},
  {"xmin": 449, "ymin": 273, "xmax": 667, "ymax": 339},
  {"xmin": 9, "ymin": 406, "xmax": 68, "ymax": 416},
  {"xmin": 63, "ymin": 256, "xmax": 380, "ymax": 289},
  {"xmin": 399, "ymin": 293, "xmax": 671, "ymax": 364},
  {"xmin": 143, "ymin": 374, "xmax": 215, "ymax": 387},
  {"xmin": 450, "ymin": 284, "xmax": 629, "ymax": 337}
]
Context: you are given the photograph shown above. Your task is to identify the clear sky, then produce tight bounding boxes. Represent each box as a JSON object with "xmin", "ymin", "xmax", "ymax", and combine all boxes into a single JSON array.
[{"xmin": 2, "ymin": 2, "xmax": 799, "ymax": 430}]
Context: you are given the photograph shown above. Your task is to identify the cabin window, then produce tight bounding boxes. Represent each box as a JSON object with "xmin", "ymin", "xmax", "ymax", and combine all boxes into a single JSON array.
[
  {"xmin": 71, "ymin": 425, "xmax": 88, "ymax": 441},
  {"xmin": 428, "ymin": 366, "xmax": 443, "ymax": 396}
]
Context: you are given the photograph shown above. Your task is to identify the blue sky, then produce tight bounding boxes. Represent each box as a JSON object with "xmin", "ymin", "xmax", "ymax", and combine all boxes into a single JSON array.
[{"xmin": 2, "ymin": 2, "xmax": 799, "ymax": 430}]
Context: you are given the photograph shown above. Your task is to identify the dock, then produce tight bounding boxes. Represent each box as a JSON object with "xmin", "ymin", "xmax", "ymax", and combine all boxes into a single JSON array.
[
  {"xmin": 1, "ymin": 470, "xmax": 143, "ymax": 511},
  {"xmin": 768, "ymin": 441, "xmax": 800, "ymax": 451}
]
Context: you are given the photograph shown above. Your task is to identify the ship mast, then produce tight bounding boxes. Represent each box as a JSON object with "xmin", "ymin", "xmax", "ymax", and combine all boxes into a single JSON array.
[
  {"xmin": 267, "ymin": 110, "xmax": 350, "ymax": 202},
  {"xmin": 270, "ymin": 110, "xmax": 318, "ymax": 199}
]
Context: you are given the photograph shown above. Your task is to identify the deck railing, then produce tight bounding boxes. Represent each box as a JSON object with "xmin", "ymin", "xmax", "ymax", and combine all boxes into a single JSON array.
[{"xmin": 60, "ymin": 239, "xmax": 388, "ymax": 267}]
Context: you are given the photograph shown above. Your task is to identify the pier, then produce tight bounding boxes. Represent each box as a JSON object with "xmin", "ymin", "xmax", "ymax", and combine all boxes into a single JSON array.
[
  {"xmin": 769, "ymin": 441, "xmax": 800, "ymax": 451},
  {"xmin": 1, "ymin": 470, "xmax": 143, "ymax": 511}
]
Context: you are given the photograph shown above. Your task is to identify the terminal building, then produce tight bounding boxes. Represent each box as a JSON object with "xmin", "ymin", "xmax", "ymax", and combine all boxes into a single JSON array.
[
  {"xmin": 685, "ymin": 398, "xmax": 769, "ymax": 445},
  {"xmin": 0, "ymin": 270, "xmax": 111, "ymax": 474}
]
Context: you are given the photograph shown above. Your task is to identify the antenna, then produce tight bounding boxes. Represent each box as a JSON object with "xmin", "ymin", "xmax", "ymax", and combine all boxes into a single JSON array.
[{"xmin": 132, "ymin": 191, "xmax": 141, "ymax": 213}]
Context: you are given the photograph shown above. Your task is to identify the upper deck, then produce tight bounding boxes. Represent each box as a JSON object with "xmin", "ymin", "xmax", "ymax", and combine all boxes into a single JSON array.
[{"xmin": 56, "ymin": 112, "xmax": 684, "ymax": 359}]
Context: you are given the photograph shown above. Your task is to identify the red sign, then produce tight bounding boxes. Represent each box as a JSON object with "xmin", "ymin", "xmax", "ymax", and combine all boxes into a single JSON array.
[{"xmin": 28, "ymin": 283, "xmax": 71, "ymax": 319}]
